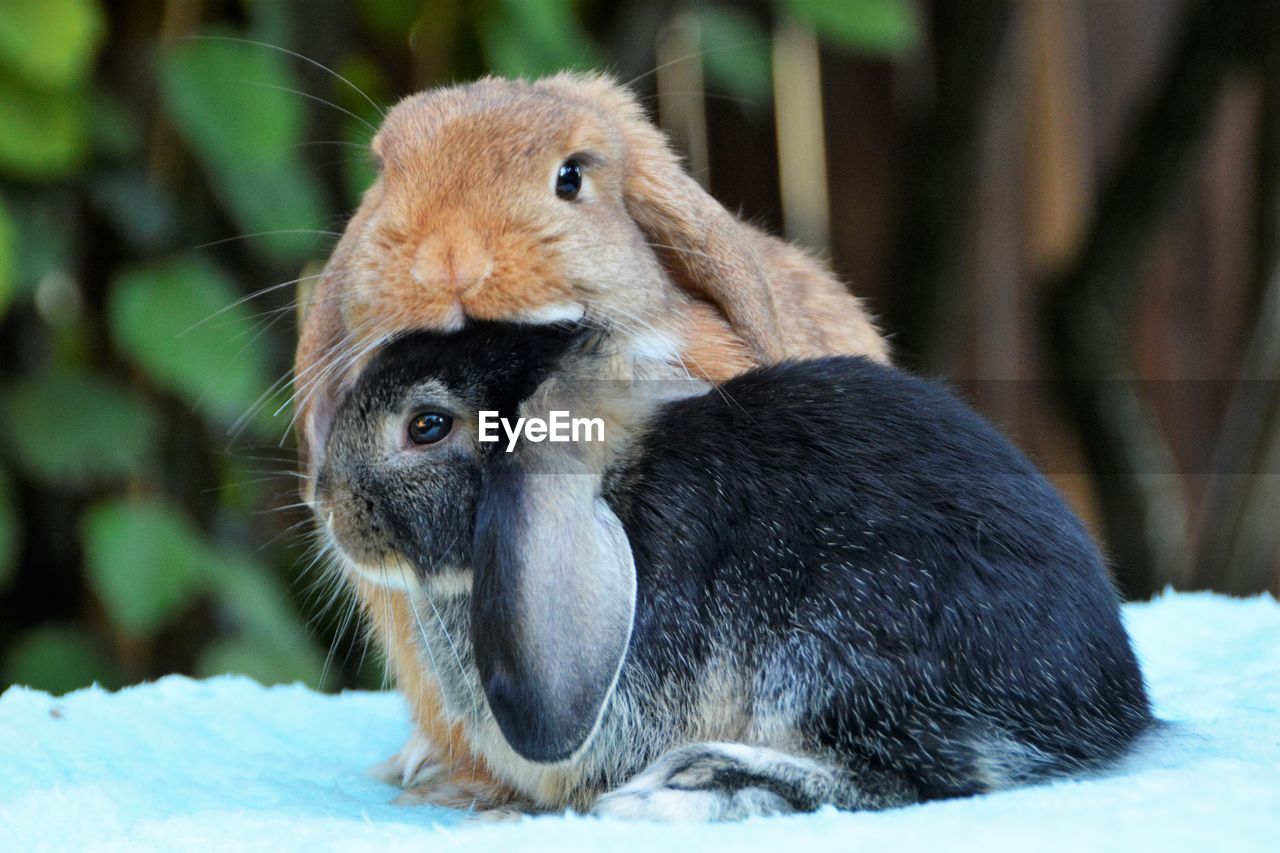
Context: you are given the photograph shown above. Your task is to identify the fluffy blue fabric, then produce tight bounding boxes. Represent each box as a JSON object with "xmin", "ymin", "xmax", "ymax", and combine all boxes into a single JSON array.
[{"xmin": 1, "ymin": 591, "xmax": 1276, "ymax": 851}]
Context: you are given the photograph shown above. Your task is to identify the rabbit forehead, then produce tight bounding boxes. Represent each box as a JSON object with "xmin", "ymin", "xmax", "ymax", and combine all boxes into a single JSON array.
[
  {"xmin": 375, "ymin": 79, "xmax": 619, "ymax": 173},
  {"xmin": 343, "ymin": 322, "xmax": 590, "ymax": 417}
]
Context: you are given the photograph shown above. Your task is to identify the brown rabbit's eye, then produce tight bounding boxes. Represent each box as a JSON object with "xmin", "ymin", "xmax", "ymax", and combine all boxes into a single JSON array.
[
  {"xmin": 408, "ymin": 412, "xmax": 452, "ymax": 445},
  {"xmin": 556, "ymin": 159, "xmax": 583, "ymax": 200}
]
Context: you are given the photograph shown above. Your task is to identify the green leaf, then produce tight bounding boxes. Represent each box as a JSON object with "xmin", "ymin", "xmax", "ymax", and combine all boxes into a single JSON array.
[
  {"xmin": 81, "ymin": 500, "xmax": 213, "ymax": 636},
  {"xmin": 0, "ymin": 371, "xmax": 158, "ymax": 488},
  {"xmin": 196, "ymin": 635, "xmax": 325, "ymax": 687},
  {"xmin": 357, "ymin": 0, "xmax": 428, "ymax": 40},
  {"xmin": 2, "ymin": 624, "xmax": 118, "ymax": 694},
  {"xmin": 108, "ymin": 257, "xmax": 273, "ymax": 428},
  {"xmin": 698, "ymin": 7, "xmax": 773, "ymax": 103},
  {"xmin": 198, "ymin": 543, "xmax": 326, "ymax": 686},
  {"xmin": 203, "ymin": 555, "xmax": 327, "ymax": 687},
  {"xmin": 481, "ymin": 0, "xmax": 601, "ymax": 78},
  {"xmin": 208, "ymin": 555, "xmax": 314, "ymax": 651},
  {"xmin": 89, "ymin": 171, "xmax": 179, "ymax": 252},
  {"xmin": 781, "ymin": 0, "xmax": 920, "ymax": 55},
  {"xmin": 334, "ymin": 54, "xmax": 392, "ymax": 116},
  {"xmin": 0, "ymin": 0, "xmax": 106, "ymax": 88},
  {"xmin": 242, "ymin": 0, "xmax": 291, "ymax": 49},
  {"xmin": 157, "ymin": 36, "xmax": 304, "ymax": 166},
  {"xmin": 0, "ymin": 194, "xmax": 13, "ymax": 320},
  {"xmin": 0, "ymin": 466, "xmax": 18, "ymax": 591},
  {"xmin": 88, "ymin": 92, "xmax": 142, "ymax": 161},
  {"xmin": 10, "ymin": 199, "xmax": 73, "ymax": 300},
  {"xmin": 155, "ymin": 34, "xmax": 327, "ymax": 262},
  {"xmin": 215, "ymin": 160, "xmax": 330, "ymax": 262},
  {"xmin": 0, "ymin": 72, "xmax": 89, "ymax": 177},
  {"xmin": 333, "ymin": 56, "xmax": 385, "ymax": 206}
]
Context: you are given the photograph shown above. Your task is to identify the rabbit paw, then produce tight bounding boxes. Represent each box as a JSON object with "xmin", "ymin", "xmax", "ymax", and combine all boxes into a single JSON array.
[
  {"xmin": 394, "ymin": 775, "xmax": 518, "ymax": 814},
  {"xmin": 369, "ymin": 729, "xmax": 439, "ymax": 788},
  {"xmin": 594, "ymin": 742, "xmax": 838, "ymax": 822},
  {"xmin": 371, "ymin": 731, "xmax": 532, "ymax": 815}
]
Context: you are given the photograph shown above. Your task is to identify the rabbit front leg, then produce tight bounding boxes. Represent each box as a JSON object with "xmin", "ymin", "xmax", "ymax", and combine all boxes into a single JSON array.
[
  {"xmin": 370, "ymin": 728, "xmax": 438, "ymax": 789},
  {"xmin": 593, "ymin": 742, "xmax": 910, "ymax": 821}
]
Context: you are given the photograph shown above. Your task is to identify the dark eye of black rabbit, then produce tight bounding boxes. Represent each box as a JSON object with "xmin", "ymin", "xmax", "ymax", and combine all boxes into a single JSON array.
[
  {"xmin": 408, "ymin": 412, "xmax": 452, "ymax": 445},
  {"xmin": 556, "ymin": 159, "xmax": 582, "ymax": 200}
]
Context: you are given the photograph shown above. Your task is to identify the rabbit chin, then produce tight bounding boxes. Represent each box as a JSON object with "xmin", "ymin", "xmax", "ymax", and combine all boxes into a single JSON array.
[
  {"xmin": 333, "ymin": 550, "xmax": 421, "ymax": 592},
  {"xmin": 334, "ymin": 547, "xmax": 473, "ymax": 599}
]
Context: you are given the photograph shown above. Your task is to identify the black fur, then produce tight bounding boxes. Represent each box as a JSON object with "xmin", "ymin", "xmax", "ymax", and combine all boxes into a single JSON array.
[
  {"xmin": 600, "ymin": 356, "xmax": 1152, "ymax": 800},
  {"xmin": 317, "ymin": 321, "xmax": 585, "ymax": 577},
  {"xmin": 351, "ymin": 320, "xmax": 587, "ymax": 430},
  {"xmin": 321, "ymin": 329, "xmax": 1153, "ymax": 816}
]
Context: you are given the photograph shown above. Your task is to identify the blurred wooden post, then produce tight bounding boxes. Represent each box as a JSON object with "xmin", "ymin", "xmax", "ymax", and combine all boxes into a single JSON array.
[
  {"xmin": 1025, "ymin": 1, "xmax": 1093, "ymax": 273},
  {"xmin": 150, "ymin": 0, "xmax": 204, "ymax": 185},
  {"xmin": 655, "ymin": 13, "xmax": 710, "ymax": 189},
  {"xmin": 1040, "ymin": 0, "xmax": 1252, "ymax": 597},
  {"xmin": 965, "ymin": 7, "xmax": 1024, "ymax": 429},
  {"xmin": 1196, "ymin": 268, "xmax": 1280, "ymax": 595},
  {"xmin": 772, "ymin": 18, "xmax": 829, "ymax": 252},
  {"xmin": 886, "ymin": 0, "xmax": 1015, "ymax": 370},
  {"xmin": 1017, "ymin": 0, "xmax": 1102, "ymax": 528},
  {"xmin": 1194, "ymin": 36, "xmax": 1280, "ymax": 595}
]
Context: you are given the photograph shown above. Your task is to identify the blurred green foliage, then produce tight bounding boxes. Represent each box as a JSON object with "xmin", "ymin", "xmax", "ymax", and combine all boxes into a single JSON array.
[
  {"xmin": 0, "ymin": 0, "xmax": 917, "ymax": 696},
  {"xmin": 0, "ymin": 0, "xmax": 105, "ymax": 88},
  {"xmin": 0, "ymin": 0, "xmax": 103, "ymax": 177},
  {"xmin": 157, "ymin": 37, "xmax": 328, "ymax": 263},
  {"xmin": 481, "ymin": 0, "xmax": 601, "ymax": 78},
  {"xmin": 110, "ymin": 258, "xmax": 273, "ymax": 426},
  {"xmin": 0, "ymin": 196, "xmax": 14, "ymax": 318},
  {"xmin": 783, "ymin": 0, "xmax": 919, "ymax": 53},
  {"xmin": 1, "ymin": 370, "xmax": 158, "ymax": 487},
  {"xmin": 0, "ymin": 468, "xmax": 16, "ymax": 590}
]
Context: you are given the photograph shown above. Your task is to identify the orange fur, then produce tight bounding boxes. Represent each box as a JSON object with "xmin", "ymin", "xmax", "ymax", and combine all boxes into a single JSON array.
[
  {"xmin": 297, "ymin": 73, "xmax": 890, "ymax": 808},
  {"xmin": 356, "ymin": 582, "xmax": 521, "ymax": 805}
]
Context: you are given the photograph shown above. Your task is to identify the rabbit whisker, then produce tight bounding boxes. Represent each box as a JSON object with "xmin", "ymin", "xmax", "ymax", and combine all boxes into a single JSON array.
[
  {"xmin": 179, "ymin": 272, "xmax": 325, "ymax": 338},
  {"xmin": 192, "ymin": 229, "xmax": 341, "ymax": 252},
  {"xmin": 237, "ymin": 79, "xmax": 379, "ymax": 133},
  {"xmin": 183, "ymin": 35, "xmax": 388, "ymax": 118},
  {"xmin": 624, "ymin": 36, "xmax": 770, "ymax": 90},
  {"xmin": 426, "ymin": 586, "xmax": 482, "ymax": 753},
  {"xmin": 396, "ymin": 557, "xmax": 457, "ymax": 770}
]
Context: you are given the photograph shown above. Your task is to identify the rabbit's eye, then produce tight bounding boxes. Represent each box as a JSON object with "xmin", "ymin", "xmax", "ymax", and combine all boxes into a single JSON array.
[
  {"xmin": 408, "ymin": 412, "xmax": 452, "ymax": 445},
  {"xmin": 556, "ymin": 159, "xmax": 583, "ymax": 200}
]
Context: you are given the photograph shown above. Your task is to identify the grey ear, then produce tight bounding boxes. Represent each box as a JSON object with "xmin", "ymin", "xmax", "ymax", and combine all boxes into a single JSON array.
[{"xmin": 471, "ymin": 462, "xmax": 636, "ymax": 764}]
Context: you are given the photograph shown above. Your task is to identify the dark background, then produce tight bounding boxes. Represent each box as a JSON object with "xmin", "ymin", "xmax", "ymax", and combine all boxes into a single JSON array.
[{"xmin": 1, "ymin": 0, "xmax": 1277, "ymax": 695}]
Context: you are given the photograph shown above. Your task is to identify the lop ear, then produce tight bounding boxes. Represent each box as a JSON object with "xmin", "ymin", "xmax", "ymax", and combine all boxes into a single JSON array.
[
  {"xmin": 471, "ymin": 459, "xmax": 636, "ymax": 764},
  {"xmin": 623, "ymin": 123, "xmax": 786, "ymax": 363},
  {"xmin": 537, "ymin": 74, "xmax": 784, "ymax": 363}
]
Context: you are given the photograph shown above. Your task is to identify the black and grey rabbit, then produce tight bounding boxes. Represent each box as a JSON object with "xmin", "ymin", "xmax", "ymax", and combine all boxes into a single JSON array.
[{"xmin": 315, "ymin": 321, "xmax": 1153, "ymax": 820}]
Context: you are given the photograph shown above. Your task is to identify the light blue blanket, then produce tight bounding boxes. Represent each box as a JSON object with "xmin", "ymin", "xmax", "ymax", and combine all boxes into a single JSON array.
[{"xmin": 2, "ymin": 592, "xmax": 1277, "ymax": 851}]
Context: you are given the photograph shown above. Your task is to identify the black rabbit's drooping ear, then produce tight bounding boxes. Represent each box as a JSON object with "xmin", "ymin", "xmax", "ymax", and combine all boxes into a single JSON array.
[{"xmin": 471, "ymin": 463, "xmax": 636, "ymax": 764}]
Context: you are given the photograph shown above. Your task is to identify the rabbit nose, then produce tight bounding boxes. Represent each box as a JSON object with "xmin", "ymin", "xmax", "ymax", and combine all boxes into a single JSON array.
[{"xmin": 411, "ymin": 230, "xmax": 493, "ymax": 296}]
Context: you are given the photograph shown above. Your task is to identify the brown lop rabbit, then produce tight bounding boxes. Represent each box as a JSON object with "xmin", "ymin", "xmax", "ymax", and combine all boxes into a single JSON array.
[{"xmin": 294, "ymin": 72, "xmax": 889, "ymax": 809}]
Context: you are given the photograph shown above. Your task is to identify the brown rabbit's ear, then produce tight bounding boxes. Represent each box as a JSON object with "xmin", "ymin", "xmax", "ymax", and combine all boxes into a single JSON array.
[
  {"xmin": 539, "ymin": 74, "xmax": 784, "ymax": 363},
  {"xmin": 624, "ymin": 122, "xmax": 785, "ymax": 363}
]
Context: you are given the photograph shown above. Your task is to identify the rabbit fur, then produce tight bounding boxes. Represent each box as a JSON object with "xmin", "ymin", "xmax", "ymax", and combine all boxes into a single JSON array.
[
  {"xmin": 296, "ymin": 72, "xmax": 890, "ymax": 796},
  {"xmin": 314, "ymin": 323, "xmax": 1153, "ymax": 820}
]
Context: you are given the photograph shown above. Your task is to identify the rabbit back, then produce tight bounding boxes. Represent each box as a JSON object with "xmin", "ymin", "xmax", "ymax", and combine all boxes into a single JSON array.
[{"xmin": 603, "ymin": 356, "xmax": 1153, "ymax": 800}]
